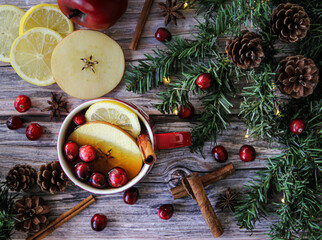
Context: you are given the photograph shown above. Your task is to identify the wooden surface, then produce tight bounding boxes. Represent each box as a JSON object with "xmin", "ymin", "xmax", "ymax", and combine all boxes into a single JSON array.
[{"xmin": 0, "ymin": 0, "xmax": 287, "ymax": 239}]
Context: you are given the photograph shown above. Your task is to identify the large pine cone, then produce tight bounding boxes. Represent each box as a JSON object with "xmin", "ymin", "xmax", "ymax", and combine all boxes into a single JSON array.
[
  {"xmin": 37, "ymin": 161, "xmax": 69, "ymax": 194},
  {"xmin": 277, "ymin": 55, "xmax": 319, "ymax": 99},
  {"xmin": 225, "ymin": 30, "xmax": 264, "ymax": 70},
  {"xmin": 14, "ymin": 196, "xmax": 50, "ymax": 233},
  {"xmin": 270, "ymin": 3, "xmax": 310, "ymax": 43},
  {"xmin": 6, "ymin": 164, "xmax": 36, "ymax": 192}
]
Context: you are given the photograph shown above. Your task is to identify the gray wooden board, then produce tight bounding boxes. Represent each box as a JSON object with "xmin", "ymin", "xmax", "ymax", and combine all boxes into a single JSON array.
[{"xmin": 0, "ymin": 0, "xmax": 292, "ymax": 239}]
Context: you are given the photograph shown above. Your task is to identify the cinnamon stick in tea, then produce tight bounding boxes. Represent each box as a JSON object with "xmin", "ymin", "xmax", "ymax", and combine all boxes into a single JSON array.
[
  {"xmin": 138, "ymin": 133, "xmax": 157, "ymax": 165},
  {"xmin": 183, "ymin": 173, "xmax": 224, "ymax": 238},
  {"xmin": 129, "ymin": 0, "xmax": 154, "ymax": 50},
  {"xmin": 171, "ymin": 163, "xmax": 235, "ymax": 200},
  {"xmin": 27, "ymin": 195, "xmax": 95, "ymax": 240}
]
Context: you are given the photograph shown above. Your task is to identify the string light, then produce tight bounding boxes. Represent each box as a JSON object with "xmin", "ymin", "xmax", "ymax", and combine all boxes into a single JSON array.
[
  {"xmin": 163, "ymin": 76, "xmax": 171, "ymax": 85},
  {"xmin": 244, "ymin": 129, "xmax": 249, "ymax": 139},
  {"xmin": 184, "ymin": 2, "xmax": 189, "ymax": 8},
  {"xmin": 173, "ymin": 109, "xmax": 179, "ymax": 115}
]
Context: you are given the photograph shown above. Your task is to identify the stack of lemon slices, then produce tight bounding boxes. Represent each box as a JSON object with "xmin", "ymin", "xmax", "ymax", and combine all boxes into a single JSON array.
[{"xmin": 0, "ymin": 4, "xmax": 73, "ymax": 86}]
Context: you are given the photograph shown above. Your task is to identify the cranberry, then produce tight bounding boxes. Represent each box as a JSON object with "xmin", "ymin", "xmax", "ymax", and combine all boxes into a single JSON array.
[
  {"xmin": 91, "ymin": 214, "xmax": 108, "ymax": 231},
  {"xmin": 79, "ymin": 145, "xmax": 96, "ymax": 162},
  {"xmin": 239, "ymin": 145, "xmax": 256, "ymax": 162},
  {"xmin": 73, "ymin": 113, "xmax": 86, "ymax": 125},
  {"xmin": 7, "ymin": 116, "xmax": 23, "ymax": 130},
  {"xmin": 178, "ymin": 103, "xmax": 194, "ymax": 119},
  {"xmin": 196, "ymin": 73, "xmax": 212, "ymax": 90},
  {"xmin": 64, "ymin": 141, "xmax": 79, "ymax": 161},
  {"xmin": 108, "ymin": 167, "xmax": 128, "ymax": 188},
  {"xmin": 123, "ymin": 187, "xmax": 139, "ymax": 205},
  {"xmin": 290, "ymin": 119, "xmax": 305, "ymax": 134},
  {"xmin": 90, "ymin": 172, "xmax": 108, "ymax": 189},
  {"xmin": 158, "ymin": 204, "xmax": 174, "ymax": 220},
  {"xmin": 211, "ymin": 145, "xmax": 228, "ymax": 163},
  {"xmin": 75, "ymin": 162, "xmax": 92, "ymax": 181},
  {"xmin": 26, "ymin": 123, "xmax": 43, "ymax": 140},
  {"xmin": 155, "ymin": 28, "xmax": 172, "ymax": 42},
  {"xmin": 14, "ymin": 95, "xmax": 31, "ymax": 112}
]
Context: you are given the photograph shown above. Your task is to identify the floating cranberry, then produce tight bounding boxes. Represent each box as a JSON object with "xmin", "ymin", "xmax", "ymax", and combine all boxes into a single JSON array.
[
  {"xmin": 239, "ymin": 145, "xmax": 256, "ymax": 162},
  {"xmin": 64, "ymin": 141, "xmax": 79, "ymax": 161},
  {"xmin": 290, "ymin": 119, "xmax": 305, "ymax": 134},
  {"xmin": 26, "ymin": 123, "xmax": 43, "ymax": 140},
  {"xmin": 73, "ymin": 112, "xmax": 86, "ymax": 125},
  {"xmin": 158, "ymin": 204, "xmax": 174, "ymax": 220},
  {"xmin": 7, "ymin": 116, "xmax": 23, "ymax": 130},
  {"xmin": 90, "ymin": 172, "xmax": 108, "ymax": 189},
  {"xmin": 123, "ymin": 187, "xmax": 139, "ymax": 205},
  {"xmin": 178, "ymin": 103, "xmax": 194, "ymax": 119},
  {"xmin": 79, "ymin": 145, "xmax": 96, "ymax": 162},
  {"xmin": 196, "ymin": 73, "xmax": 212, "ymax": 90},
  {"xmin": 211, "ymin": 145, "xmax": 228, "ymax": 163},
  {"xmin": 75, "ymin": 162, "xmax": 92, "ymax": 181},
  {"xmin": 91, "ymin": 214, "xmax": 108, "ymax": 232},
  {"xmin": 108, "ymin": 167, "xmax": 128, "ymax": 188},
  {"xmin": 155, "ymin": 28, "xmax": 172, "ymax": 42},
  {"xmin": 14, "ymin": 95, "xmax": 31, "ymax": 112}
]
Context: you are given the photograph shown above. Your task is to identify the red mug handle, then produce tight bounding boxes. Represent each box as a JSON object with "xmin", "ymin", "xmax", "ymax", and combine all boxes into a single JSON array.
[{"xmin": 154, "ymin": 132, "xmax": 191, "ymax": 150}]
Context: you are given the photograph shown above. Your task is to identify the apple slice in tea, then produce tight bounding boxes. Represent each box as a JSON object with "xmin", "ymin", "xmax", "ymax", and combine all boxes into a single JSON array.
[
  {"xmin": 51, "ymin": 30, "xmax": 125, "ymax": 99},
  {"xmin": 68, "ymin": 122, "xmax": 143, "ymax": 180}
]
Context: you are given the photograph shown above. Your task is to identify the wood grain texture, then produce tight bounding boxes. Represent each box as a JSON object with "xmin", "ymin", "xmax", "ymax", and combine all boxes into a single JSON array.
[{"xmin": 0, "ymin": 0, "xmax": 291, "ymax": 239}]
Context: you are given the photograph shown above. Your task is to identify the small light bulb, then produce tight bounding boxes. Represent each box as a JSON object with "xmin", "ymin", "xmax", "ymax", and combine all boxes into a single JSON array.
[
  {"xmin": 184, "ymin": 2, "xmax": 189, "ymax": 8},
  {"xmin": 163, "ymin": 76, "xmax": 171, "ymax": 85},
  {"xmin": 173, "ymin": 109, "xmax": 179, "ymax": 115},
  {"xmin": 244, "ymin": 129, "xmax": 249, "ymax": 139},
  {"xmin": 275, "ymin": 109, "xmax": 281, "ymax": 116},
  {"xmin": 281, "ymin": 198, "xmax": 285, "ymax": 203}
]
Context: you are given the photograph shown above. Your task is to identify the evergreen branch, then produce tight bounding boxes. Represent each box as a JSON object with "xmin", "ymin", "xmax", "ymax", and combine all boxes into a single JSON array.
[
  {"xmin": 239, "ymin": 66, "xmax": 279, "ymax": 140},
  {"xmin": 125, "ymin": 21, "xmax": 218, "ymax": 94},
  {"xmin": 0, "ymin": 182, "xmax": 17, "ymax": 240}
]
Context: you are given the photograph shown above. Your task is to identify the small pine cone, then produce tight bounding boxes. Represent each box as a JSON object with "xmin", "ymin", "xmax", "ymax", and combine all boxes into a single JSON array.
[
  {"xmin": 6, "ymin": 164, "xmax": 36, "ymax": 192},
  {"xmin": 37, "ymin": 161, "xmax": 69, "ymax": 194},
  {"xmin": 14, "ymin": 196, "xmax": 50, "ymax": 233},
  {"xmin": 225, "ymin": 30, "xmax": 264, "ymax": 70},
  {"xmin": 270, "ymin": 3, "xmax": 310, "ymax": 43},
  {"xmin": 277, "ymin": 55, "xmax": 319, "ymax": 99}
]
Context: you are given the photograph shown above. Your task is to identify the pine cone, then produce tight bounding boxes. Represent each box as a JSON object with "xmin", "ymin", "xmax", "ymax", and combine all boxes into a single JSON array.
[
  {"xmin": 277, "ymin": 55, "xmax": 319, "ymax": 99},
  {"xmin": 6, "ymin": 164, "xmax": 36, "ymax": 192},
  {"xmin": 37, "ymin": 161, "xmax": 69, "ymax": 194},
  {"xmin": 14, "ymin": 196, "xmax": 50, "ymax": 233},
  {"xmin": 270, "ymin": 3, "xmax": 310, "ymax": 43},
  {"xmin": 225, "ymin": 30, "xmax": 264, "ymax": 70}
]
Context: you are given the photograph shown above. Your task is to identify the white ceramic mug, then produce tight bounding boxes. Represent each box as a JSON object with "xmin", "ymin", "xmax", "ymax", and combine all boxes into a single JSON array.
[{"xmin": 57, "ymin": 98, "xmax": 191, "ymax": 194}]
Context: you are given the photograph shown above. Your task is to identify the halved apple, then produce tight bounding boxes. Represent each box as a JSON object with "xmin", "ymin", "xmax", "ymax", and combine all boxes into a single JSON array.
[
  {"xmin": 51, "ymin": 30, "xmax": 125, "ymax": 99},
  {"xmin": 68, "ymin": 121, "xmax": 143, "ymax": 179}
]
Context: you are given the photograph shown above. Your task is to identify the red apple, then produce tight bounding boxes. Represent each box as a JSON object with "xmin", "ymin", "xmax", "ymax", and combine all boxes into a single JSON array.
[{"xmin": 57, "ymin": 0, "xmax": 128, "ymax": 30}]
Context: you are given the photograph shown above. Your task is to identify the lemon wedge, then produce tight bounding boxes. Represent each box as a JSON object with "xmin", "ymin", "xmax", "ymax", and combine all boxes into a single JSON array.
[
  {"xmin": 0, "ymin": 5, "xmax": 25, "ymax": 62},
  {"xmin": 85, "ymin": 101, "xmax": 141, "ymax": 139},
  {"xmin": 19, "ymin": 3, "xmax": 73, "ymax": 37},
  {"xmin": 10, "ymin": 27, "xmax": 62, "ymax": 86}
]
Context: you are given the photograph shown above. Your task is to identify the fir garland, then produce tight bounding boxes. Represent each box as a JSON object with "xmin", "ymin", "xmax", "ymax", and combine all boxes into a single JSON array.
[
  {"xmin": 0, "ymin": 182, "xmax": 17, "ymax": 240},
  {"xmin": 125, "ymin": 0, "xmax": 322, "ymax": 238}
]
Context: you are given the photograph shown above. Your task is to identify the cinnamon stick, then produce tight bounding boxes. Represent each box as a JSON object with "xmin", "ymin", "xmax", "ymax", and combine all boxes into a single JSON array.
[
  {"xmin": 138, "ymin": 133, "xmax": 157, "ymax": 165},
  {"xmin": 129, "ymin": 0, "xmax": 154, "ymax": 50},
  {"xmin": 170, "ymin": 163, "xmax": 235, "ymax": 200},
  {"xmin": 27, "ymin": 195, "xmax": 95, "ymax": 240},
  {"xmin": 183, "ymin": 173, "xmax": 224, "ymax": 238}
]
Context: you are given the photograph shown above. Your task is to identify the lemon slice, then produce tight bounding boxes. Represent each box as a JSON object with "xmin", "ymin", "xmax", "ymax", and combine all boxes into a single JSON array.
[
  {"xmin": 0, "ymin": 5, "xmax": 25, "ymax": 62},
  {"xmin": 10, "ymin": 27, "xmax": 62, "ymax": 86},
  {"xmin": 19, "ymin": 3, "xmax": 73, "ymax": 37},
  {"xmin": 85, "ymin": 101, "xmax": 141, "ymax": 139}
]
